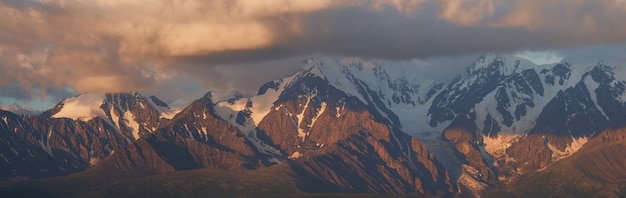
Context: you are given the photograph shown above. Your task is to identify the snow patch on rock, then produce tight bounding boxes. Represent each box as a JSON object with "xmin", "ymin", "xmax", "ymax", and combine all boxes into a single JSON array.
[
  {"xmin": 123, "ymin": 111, "xmax": 140, "ymax": 140},
  {"xmin": 546, "ymin": 136, "xmax": 589, "ymax": 161}
]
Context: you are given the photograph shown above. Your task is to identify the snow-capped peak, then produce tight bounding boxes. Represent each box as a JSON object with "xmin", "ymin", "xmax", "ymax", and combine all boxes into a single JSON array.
[
  {"xmin": 51, "ymin": 92, "xmax": 175, "ymax": 121},
  {"xmin": 338, "ymin": 56, "xmax": 378, "ymax": 70},
  {"xmin": 271, "ymin": 56, "xmax": 446, "ymax": 135},
  {"xmin": 52, "ymin": 93, "xmax": 107, "ymax": 121},
  {"xmin": 468, "ymin": 53, "xmax": 542, "ymax": 77}
]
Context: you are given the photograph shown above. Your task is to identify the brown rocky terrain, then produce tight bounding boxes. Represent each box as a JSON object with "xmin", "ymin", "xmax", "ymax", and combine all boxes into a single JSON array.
[
  {"xmin": 0, "ymin": 93, "xmax": 168, "ymax": 179},
  {"xmin": 80, "ymin": 75, "xmax": 455, "ymax": 196},
  {"xmin": 96, "ymin": 98, "xmax": 260, "ymax": 178},
  {"xmin": 485, "ymin": 127, "xmax": 626, "ymax": 197}
]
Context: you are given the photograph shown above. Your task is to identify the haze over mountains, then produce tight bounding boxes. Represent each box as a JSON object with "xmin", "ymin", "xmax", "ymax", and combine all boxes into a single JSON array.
[{"xmin": 2, "ymin": 54, "xmax": 626, "ymax": 197}]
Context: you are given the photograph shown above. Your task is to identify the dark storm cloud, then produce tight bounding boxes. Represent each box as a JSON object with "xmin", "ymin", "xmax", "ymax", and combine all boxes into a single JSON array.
[{"xmin": 181, "ymin": 1, "xmax": 626, "ymax": 65}]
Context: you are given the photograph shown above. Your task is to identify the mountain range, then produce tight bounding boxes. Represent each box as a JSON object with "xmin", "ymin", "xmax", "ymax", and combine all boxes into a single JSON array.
[{"xmin": 2, "ymin": 54, "xmax": 626, "ymax": 197}]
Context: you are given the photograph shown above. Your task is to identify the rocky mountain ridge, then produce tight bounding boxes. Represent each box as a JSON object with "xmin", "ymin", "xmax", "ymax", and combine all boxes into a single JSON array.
[
  {"xmin": 2, "ymin": 54, "xmax": 626, "ymax": 197},
  {"xmin": 0, "ymin": 92, "xmax": 171, "ymax": 179}
]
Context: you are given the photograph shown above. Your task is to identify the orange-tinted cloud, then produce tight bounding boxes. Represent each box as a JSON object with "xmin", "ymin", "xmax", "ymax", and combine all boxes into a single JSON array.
[
  {"xmin": 1, "ymin": 0, "xmax": 626, "ymax": 101},
  {"xmin": 437, "ymin": 0, "xmax": 495, "ymax": 26}
]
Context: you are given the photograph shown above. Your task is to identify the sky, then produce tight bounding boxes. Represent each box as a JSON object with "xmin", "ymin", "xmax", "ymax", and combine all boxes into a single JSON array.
[{"xmin": 2, "ymin": 0, "xmax": 626, "ymax": 111}]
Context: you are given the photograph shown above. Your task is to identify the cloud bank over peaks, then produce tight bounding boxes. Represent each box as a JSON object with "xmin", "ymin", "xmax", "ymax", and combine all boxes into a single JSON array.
[{"xmin": 1, "ymin": 0, "xmax": 626, "ymax": 104}]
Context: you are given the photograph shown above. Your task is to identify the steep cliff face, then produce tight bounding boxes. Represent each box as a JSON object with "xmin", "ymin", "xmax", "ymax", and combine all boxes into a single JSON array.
[
  {"xmin": 440, "ymin": 115, "xmax": 495, "ymax": 196},
  {"xmin": 492, "ymin": 63, "xmax": 626, "ymax": 182},
  {"xmin": 0, "ymin": 110, "xmax": 85, "ymax": 178},
  {"xmin": 256, "ymin": 74, "xmax": 451, "ymax": 195},
  {"xmin": 97, "ymin": 98, "xmax": 260, "ymax": 177},
  {"xmin": 0, "ymin": 93, "xmax": 171, "ymax": 179},
  {"xmin": 292, "ymin": 130, "xmax": 452, "ymax": 196},
  {"xmin": 256, "ymin": 73, "xmax": 368, "ymax": 160}
]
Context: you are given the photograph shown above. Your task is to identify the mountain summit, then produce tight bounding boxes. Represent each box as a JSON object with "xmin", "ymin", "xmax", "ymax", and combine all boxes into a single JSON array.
[
  {"xmin": 0, "ymin": 92, "xmax": 171, "ymax": 178},
  {"xmin": 3, "ymin": 55, "xmax": 626, "ymax": 197}
]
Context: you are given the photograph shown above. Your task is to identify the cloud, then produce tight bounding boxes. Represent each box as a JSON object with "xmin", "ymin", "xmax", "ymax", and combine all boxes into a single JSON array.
[
  {"xmin": 513, "ymin": 50, "xmax": 564, "ymax": 65},
  {"xmin": 559, "ymin": 44, "xmax": 626, "ymax": 67},
  {"xmin": 0, "ymin": 0, "xmax": 351, "ymax": 96},
  {"xmin": 176, "ymin": 56, "xmax": 310, "ymax": 94},
  {"xmin": 370, "ymin": 0, "xmax": 428, "ymax": 15},
  {"xmin": 1, "ymin": 0, "xmax": 626, "ymax": 105},
  {"xmin": 437, "ymin": 0, "xmax": 495, "ymax": 26},
  {"xmin": 491, "ymin": 0, "xmax": 626, "ymax": 31}
]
